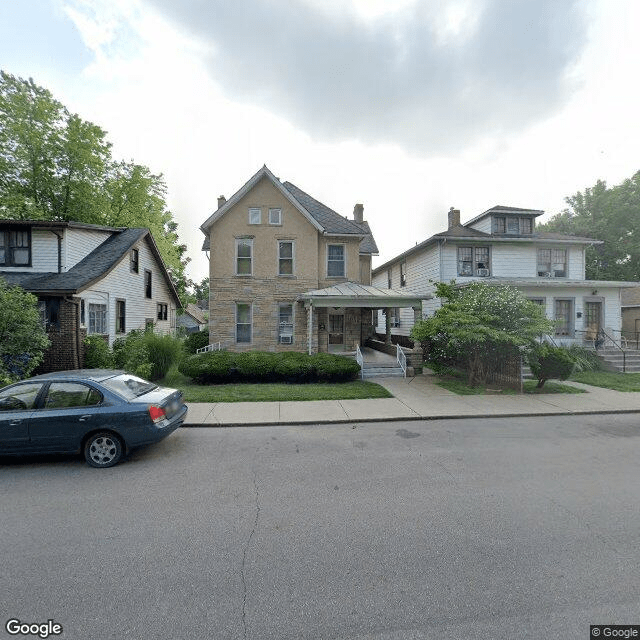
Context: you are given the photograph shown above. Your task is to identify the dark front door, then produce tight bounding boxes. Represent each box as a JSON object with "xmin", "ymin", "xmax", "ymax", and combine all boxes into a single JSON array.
[
  {"xmin": 328, "ymin": 314, "xmax": 344, "ymax": 352},
  {"xmin": 584, "ymin": 301, "xmax": 602, "ymax": 337}
]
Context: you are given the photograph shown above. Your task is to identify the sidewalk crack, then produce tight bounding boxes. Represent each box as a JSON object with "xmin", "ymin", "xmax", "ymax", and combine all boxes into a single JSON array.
[{"xmin": 241, "ymin": 469, "xmax": 260, "ymax": 640}]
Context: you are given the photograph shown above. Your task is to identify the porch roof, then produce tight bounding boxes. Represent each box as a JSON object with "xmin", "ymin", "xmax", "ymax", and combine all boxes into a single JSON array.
[{"xmin": 297, "ymin": 281, "xmax": 426, "ymax": 308}]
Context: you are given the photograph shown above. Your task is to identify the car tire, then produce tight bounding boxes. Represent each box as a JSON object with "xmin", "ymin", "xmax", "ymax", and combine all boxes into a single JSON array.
[{"xmin": 84, "ymin": 432, "xmax": 123, "ymax": 468}]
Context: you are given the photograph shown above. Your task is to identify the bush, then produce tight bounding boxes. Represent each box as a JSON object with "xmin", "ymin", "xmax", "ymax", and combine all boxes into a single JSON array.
[
  {"xmin": 83, "ymin": 335, "xmax": 113, "ymax": 368},
  {"xmin": 111, "ymin": 329, "xmax": 183, "ymax": 380},
  {"xmin": 183, "ymin": 331, "xmax": 210, "ymax": 354},
  {"xmin": 528, "ymin": 344, "xmax": 576, "ymax": 388},
  {"xmin": 179, "ymin": 351, "xmax": 360, "ymax": 384}
]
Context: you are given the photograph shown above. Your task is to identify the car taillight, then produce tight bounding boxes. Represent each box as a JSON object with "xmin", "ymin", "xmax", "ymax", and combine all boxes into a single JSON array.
[{"xmin": 148, "ymin": 405, "xmax": 166, "ymax": 423}]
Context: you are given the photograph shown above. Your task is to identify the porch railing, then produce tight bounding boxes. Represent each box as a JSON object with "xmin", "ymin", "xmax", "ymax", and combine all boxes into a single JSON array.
[
  {"xmin": 196, "ymin": 341, "xmax": 222, "ymax": 354},
  {"xmin": 356, "ymin": 344, "xmax": 364, "ymax": 379},
  {"xmin": 396, "ymin": 343, "xmax": 407, "ymax": 378}
]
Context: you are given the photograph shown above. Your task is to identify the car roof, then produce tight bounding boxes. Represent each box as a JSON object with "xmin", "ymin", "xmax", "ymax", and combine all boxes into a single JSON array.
[{"xmin": 26, "ymin": 369, "xmax": 126, "ymax": 383}]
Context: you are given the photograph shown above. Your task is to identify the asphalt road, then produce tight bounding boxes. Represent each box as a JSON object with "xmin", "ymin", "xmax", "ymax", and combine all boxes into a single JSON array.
[{"xmin": 2, "ymin": 414, "xmax": 640, "ymax": 640}]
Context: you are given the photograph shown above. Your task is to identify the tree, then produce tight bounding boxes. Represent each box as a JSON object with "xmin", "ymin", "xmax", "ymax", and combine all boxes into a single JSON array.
[
  {"xmin": 527, "ymin": 343, "xmax": 575, "ymax": 389},
  {"xmin": 538, "ymin": 170, "xmax": 640, "ymax": 281},
  {"xmin": 0, "ymin": 278, "xmax": 50, "ymax": 383},
  {"xmin": 411, "ymin": 282, "xmax": 554, "ymax": 386},
  {"xmin": 191, "ymin": 276, "xmax": 209, "ymax": 301},
  {"xmin": 0, "ymin": 71, "xmax": 190, "ymax": 302}
]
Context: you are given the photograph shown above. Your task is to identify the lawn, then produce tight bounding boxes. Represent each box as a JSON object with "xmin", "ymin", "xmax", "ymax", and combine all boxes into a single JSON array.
[
  {"xmin": 160, "ymin": 370, "xmax": 392, "ymax": 402},
  {"xmin": 570, "ymin": 370, "xmax": 640, "ymax": 392},
  {"xmin": 436, "ymin": 378, "xmax": 585, "ymax": 395}
]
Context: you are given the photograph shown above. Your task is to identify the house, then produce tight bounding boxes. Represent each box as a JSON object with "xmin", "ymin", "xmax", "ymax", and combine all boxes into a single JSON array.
[
  {"xmin": 621, "ymin": 288, "xmax": 640, "ymax": 346},
  {"xmin": 200, "ymin": 165, "xmax": 422, "ymax": 354},
  {"xmin": 0, "ymin": 220, "xmax": 181, "ymax": 371},
  {"xmin": 176, "ymin": 302, "xmax": 207, "ymax": 334},
  {"xmin": 372, "ymin": 206, "xmax": 637, "ymax": 345}
]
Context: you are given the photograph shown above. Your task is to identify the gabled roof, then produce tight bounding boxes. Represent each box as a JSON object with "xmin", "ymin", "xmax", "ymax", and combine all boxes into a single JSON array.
[
  {"xmin": 200, "ymin": 165, "xmax": 378, "ymax": 254},
  {"xmin": 0, "ymin": 226, "xmax": 181, "ymax": 306},
  {"xmin": 183, "ymin": 303, "xmax": 206, "ymax": 324}
]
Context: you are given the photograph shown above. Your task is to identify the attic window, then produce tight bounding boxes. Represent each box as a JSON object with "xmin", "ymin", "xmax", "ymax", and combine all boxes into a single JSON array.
[
  {"xmin": 249, "ymin": 208, "xmax": 261, "ymax": 225},
  {"xmin": 492, "ymin": 216, "xmax": 533, "ymax": 235},
  {"xmin": 269, "ymin": 208, "xmax": 282, "ymax": 225},
  {"xmin": 130, "ymin": 248, "xmax": 139, "ymax": 273}
]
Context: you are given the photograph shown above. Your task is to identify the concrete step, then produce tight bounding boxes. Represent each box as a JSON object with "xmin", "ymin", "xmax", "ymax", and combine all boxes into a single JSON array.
[{"xmin": 362, "ymin": 366, "xmax": 405, "ymax": 378}]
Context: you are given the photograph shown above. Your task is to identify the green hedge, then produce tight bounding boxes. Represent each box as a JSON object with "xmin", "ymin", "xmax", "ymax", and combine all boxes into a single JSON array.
[
  {"xmin": 179, "ymin": 351, "xmax": 360, "ymax": 384},
  {"xmin": 183, "ymin": 331, "xmax": 210, "ymax": 354}
]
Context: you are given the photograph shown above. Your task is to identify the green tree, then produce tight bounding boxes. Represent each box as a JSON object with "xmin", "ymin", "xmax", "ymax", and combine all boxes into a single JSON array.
[
  {"xmin": 0, "ymin": 71, "xmax": 190, "ymax": 301},
  {"xmin": 0, "ymin": 278, "xmax": 50, "ymax": 382},
  {"xmin": 538, "ymin": 170, "xmax": 640, "ymax": 281},
  {"xmin": 411, "ymin": 282, "xmax": 554, "ymax": 386}
]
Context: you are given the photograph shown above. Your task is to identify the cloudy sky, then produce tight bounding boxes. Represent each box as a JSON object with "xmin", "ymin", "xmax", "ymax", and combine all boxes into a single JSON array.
[{"xmin": 1, "ymin": 0, "xmax": 639, "ymax": 282}]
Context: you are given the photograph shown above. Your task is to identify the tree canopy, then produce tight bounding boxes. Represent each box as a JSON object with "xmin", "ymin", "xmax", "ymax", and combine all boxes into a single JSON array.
[
  {"xmin": 0, "ymin": 71, "xmax": 190, "ymax": 301},
  {"xmin": 537, "ymin": 170, "xmax": 640, "ymax": 281}
]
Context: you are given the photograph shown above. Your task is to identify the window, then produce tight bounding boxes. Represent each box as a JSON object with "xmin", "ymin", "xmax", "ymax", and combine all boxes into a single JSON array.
[
  {"xmin": 400, "ymin": 262, "xmax": 407, "ymax": 287},
  {"xmin": 537, "ymin": 248, "xmax": 566, "ymax": 277},
  {"xmin": 43, "ymin": 383, "xmax": 102, "ymax": 409},
  {"xmin": 387, "ymin": 269, "xmax": 392, "ymax": 289},
  {"xmin": 269, "ymin": 208, "xmax": 282, "ymax": 225},
  {"xmin": 0, "ymin": 229, "xmax": 31, "ymax": 266},
  {"xmin": 278, "ymin": 303, "xmax": 294, "ymax": 343},
  {"xmin": 130, "ymin": 249, "xmax": 139, "ymax": 273},
  {"xmin": 116, "ymin": 300, "xmax": 126, "ymax": 334},
  {"xmin": 38, "ymin": 301, "xmax": 47, "ymax": 328},
  {"xmin": 235, "ymin": 238, "xmax": 253, "ymax": 275},
  {"xmin": 554, "ymin": 299, "xmax": 573, "ymax": 337},
  {"xmin": 88, "ymin": 304, "xmax": 107, "ymax": 334},
  {"xmin": 0, "ymin": 382, "xmax": 43, "ymax": 411},
  {"xmin": 157, "ymin": 303, "xmax": 168, "ymax": 321},
  {"xmin": 327, "ymin": 244, "xmax": 345, "ymax": 277},
  {"xmin": 390, "ymin": 308, "xmax": 400, "ymax": 327},
  {"xmin": 236, "ymin": 303, "xmax": 252, "ymax": 343},
  {"xmin": 37, "ymin": 298, "xmax": 59, "ymax": 329},
  {"xmin": 457, "ymin": 246, "xmax": 490, "ymax": 276},
  {"xmin": 492, "ymin": 216, "xmax": 533, "ymax": 235},
  {"xmin": 278, "ymin": 241, "xmax": 294, "ymax": 276},
  {"xmin": 249, "ymin": 208, "xmax": 261, "ymax": 224},
  {"xmin": 145, "ymin": 270, "xmax": 152, "ymax": 298},
  {"xmin": 80, "ymin": 299, "xmax": 85, "ymax": 326}
]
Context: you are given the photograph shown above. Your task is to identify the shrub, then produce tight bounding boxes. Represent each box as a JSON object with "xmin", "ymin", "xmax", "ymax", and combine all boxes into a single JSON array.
[
  {"xmin": 83, "ymin": 335, "xmax": 113, "ymax": 368},
  {"xmin": 143, "ymin": 332, "xmax": 184, "ymax": 380},
  {"xmin": 180, "ymin": 351, "xmax": 235, "ymax": 384},
  {"xmin": 183, "ymin": 331, "xmax": 210, "ymax": 354},
  {"xmin": 528, "ymin": 344, "xmax": 575, "ymax": 388}
]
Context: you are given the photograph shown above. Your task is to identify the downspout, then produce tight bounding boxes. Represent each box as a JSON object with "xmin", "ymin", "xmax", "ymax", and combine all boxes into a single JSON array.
[{"xmin": 50, "ymin": 230, "xmax": 63, "ymax": 273}]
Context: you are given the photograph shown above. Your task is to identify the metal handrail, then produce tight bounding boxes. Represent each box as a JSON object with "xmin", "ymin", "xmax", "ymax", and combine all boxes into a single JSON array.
[
  {"xmin": 196, "ymin": 341, "xmax": 222, "ymax": 354},
  {"xmin": 397, "ymin": 343, "xmax": 407, "ymax": 378},
  {"xmin": 600, "ymin": 328, "xmax": 626, "ymax": 372},
  {"xmin": 356, "ymin": 344, "xmax": 364, "ymax": 379}
]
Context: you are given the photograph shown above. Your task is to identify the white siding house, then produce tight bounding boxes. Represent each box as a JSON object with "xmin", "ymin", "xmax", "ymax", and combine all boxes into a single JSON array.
[{"xmin": 372, "ymin": 206, "xmax": 635, "ymax": 345}]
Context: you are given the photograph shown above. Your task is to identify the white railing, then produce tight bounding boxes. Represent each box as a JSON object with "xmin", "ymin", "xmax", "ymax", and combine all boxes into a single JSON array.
[
  {"xmin": 356, "ymin": 343, "xmax": 364, "ymax": 379},
  {"xmin": 396, "ymin": 343, "xmax": 407, "ymax": 378},
  {"xmin": 196, "ymin": 341, "xmax": 222, "ymax": 354}
]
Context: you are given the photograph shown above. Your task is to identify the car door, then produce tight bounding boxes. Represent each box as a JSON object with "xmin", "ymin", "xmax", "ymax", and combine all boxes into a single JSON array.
[
  {"xmin": 0, "ymin": 382, "xmax": 44, "ymax": 452},
  {"xmin": 27, "ymin": 382, "xmax": 111, "ymax": 452}
]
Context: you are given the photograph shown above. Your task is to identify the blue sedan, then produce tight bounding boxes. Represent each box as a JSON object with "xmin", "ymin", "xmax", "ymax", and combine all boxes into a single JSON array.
[{"xmin": 0, "ymin": 370, "xmax": 187, "ymax": 468}]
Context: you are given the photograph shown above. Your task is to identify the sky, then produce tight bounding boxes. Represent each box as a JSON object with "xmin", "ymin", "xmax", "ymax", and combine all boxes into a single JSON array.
[{"xmin": 1, "ymin": 0, "xmax": 639, "ymax": 283}]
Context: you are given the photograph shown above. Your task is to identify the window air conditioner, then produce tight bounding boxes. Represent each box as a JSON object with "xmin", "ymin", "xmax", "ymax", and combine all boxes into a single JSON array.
[
  {"xmin": 280, "ymin": 335, "xmax": 293, "ymax": 344},
  {"xmin": 476, "ymin": 268, "xmax": 490, "ymax": 277}
]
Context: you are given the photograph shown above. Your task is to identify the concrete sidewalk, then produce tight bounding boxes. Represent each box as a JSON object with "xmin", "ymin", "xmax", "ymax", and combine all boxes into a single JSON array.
[{"xmin": 183, "ymin": 373, "xmax": 640, "ymax": 427}]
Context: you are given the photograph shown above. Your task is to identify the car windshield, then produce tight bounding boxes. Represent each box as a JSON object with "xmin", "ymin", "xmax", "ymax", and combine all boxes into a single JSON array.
[{"xmin": 101, "ymin": 374, "xmax": 158, "ymax": 400}]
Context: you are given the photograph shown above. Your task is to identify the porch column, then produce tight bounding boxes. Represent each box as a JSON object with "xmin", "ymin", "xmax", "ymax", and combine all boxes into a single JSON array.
[
  {"xmin": 385, "ymin": 307, "xmax": 392, "ymax": 345},
  {"xmin": 307, "ymin": 302, "xmax": 313, "ymax": 355}
]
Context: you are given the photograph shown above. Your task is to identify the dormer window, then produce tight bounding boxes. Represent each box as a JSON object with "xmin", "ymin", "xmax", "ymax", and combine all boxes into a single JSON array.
[
  {"xmin": 0, "ymin": 229, "xmax": 31, "ymax": 266},
  {"xmin": 492, "ymin": 216, "xmax": 533, "ymax": 235}
]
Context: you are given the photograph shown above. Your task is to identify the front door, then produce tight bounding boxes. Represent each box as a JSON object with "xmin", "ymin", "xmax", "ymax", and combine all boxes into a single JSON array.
[
  {"xmin": 584, "ymin": 301, "xmax": 602, "ymax": 338},
  {"xmin": 328, "ymin": 314, "xmax": 344, "ymax": 352}
]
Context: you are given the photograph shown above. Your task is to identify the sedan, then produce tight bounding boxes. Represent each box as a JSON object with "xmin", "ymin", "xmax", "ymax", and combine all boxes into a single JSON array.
[{"xmin": 0, "ymin": 369, "xmax": 187, "ymax": 468}]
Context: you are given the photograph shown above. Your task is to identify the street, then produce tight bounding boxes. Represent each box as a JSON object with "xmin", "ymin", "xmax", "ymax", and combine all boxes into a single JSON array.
[{"xmin": 2, "ymin": 414, "xmax": 640, "ymax": 640}]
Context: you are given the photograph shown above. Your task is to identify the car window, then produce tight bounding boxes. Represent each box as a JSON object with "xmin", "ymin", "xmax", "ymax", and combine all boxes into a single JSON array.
[
  {"xmin": 0, "ymin": 383, "xmax": 43, "ymax": 411},
  {"xmin": 43, "ymin": 383, "xmax": 103, "ymax": 409},
  {"xmin": 101, "ymin": 374, "xmax": 157, "ymax": 400}
]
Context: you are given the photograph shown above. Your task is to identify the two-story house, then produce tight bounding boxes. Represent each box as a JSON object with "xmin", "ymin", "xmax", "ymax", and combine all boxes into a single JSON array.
[
  {"xmin": 0, "ymin": 220, "xmax": 181, "ymax": 371},
  {"xmin": 200, "ymin": 166, "xmax": 422, "ymax": 354},
  {"xmin": 372, "ymin": 206, "xmax": 636, "ymax": 344}
]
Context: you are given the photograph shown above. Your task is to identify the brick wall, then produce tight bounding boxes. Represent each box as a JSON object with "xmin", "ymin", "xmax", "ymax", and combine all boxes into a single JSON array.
[{"xmin": 37, "ymin": 297, "xmax": 86, "ymax": 373}]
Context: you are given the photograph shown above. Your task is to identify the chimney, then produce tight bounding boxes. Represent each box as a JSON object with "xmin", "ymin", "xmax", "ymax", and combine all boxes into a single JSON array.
[
  {"xmin": 217, "ymin": 195, "xmax": 226, "ymax": 209},
  {"xmin": 448, "ymin": 207, "xmax": 460, "ymax": 229},
  {"xmin": 353, "ymin": 203, "xmax": 364, "ymax": 224}
]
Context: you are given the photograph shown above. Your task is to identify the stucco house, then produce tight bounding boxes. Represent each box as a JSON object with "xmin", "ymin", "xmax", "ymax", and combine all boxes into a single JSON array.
[
  {"xmin": 372, "ymin": 206, "xmax": 637, "ymax": 346},
  {"xmin": 200, "ymin": 165, "xmax": 422, "ymax": 354},
  {"xmin": 0, "ymin": 220, "xmax": 181, "ymax": 371}
]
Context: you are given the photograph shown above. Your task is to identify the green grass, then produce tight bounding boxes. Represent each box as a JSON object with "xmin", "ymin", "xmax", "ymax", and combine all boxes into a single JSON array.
[
  {"xmin": 571, "ymin": 370, "xmax": 640, "ymax": 392},
  {"xmin": 160, "ymin": 368, "xmax": 392, "ymax": 402},
  {"xmin": 436, "ymin": 377, "xmax": 585, "ymax": 395}
]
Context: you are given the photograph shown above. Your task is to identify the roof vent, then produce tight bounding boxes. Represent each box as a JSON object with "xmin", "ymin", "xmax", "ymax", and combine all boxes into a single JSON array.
[{"xmin": 448, "ymin": 207, "xmax": 460, "ymax": 229}]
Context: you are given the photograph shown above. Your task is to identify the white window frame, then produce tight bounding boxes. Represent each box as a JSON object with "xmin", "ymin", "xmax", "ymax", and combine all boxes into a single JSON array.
[
  {"xmin": 269, "ymin": 208, "xmax": 282, "ymax": 225},
  {"xmin": 400, "ymin": 262, "xmax": 407, "ymax": 287},
  {"xmin": 278, "ymin": 303, "xmax": 294, "ymax": 343},
  {"xmin": 537, "ymin": 247, "xmax": 567, "ymax": 278},
  {"xmin": 88, "ymin": 303, "xmax": 107, "ymax": 334},
  {"xmin": 278, "ymin": 240, "xmax": 294, "ymax": 276},
  {"xmin": 554, "ymin": 298, "xmax": 574, "ymax": 337},
  {"xmin": 235, "ymin": 303, "xmax": 252, "ymax": 344},
  {"xmin": 457, "ymin": 246, "xmax": 491, "ymax": 277},
  {"xmin": 235, "ymin": 238, "xmax": 253, "ymax": 276},
  {"xmin": 248, "ymin": 208, "xmax": 261, "ymax": 225},
  {"xmin": 327, "ymin": 244, "xmax": 346, "ymax": 278},
  {"xmin": 390, "ymin": 307, "xmax": 400, "ymax": 327}
]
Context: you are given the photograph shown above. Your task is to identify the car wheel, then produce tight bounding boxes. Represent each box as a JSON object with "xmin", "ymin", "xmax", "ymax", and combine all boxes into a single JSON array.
[{"xmin": 84, "ymin": 432, "xmax": 123, "ymax": 468}]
